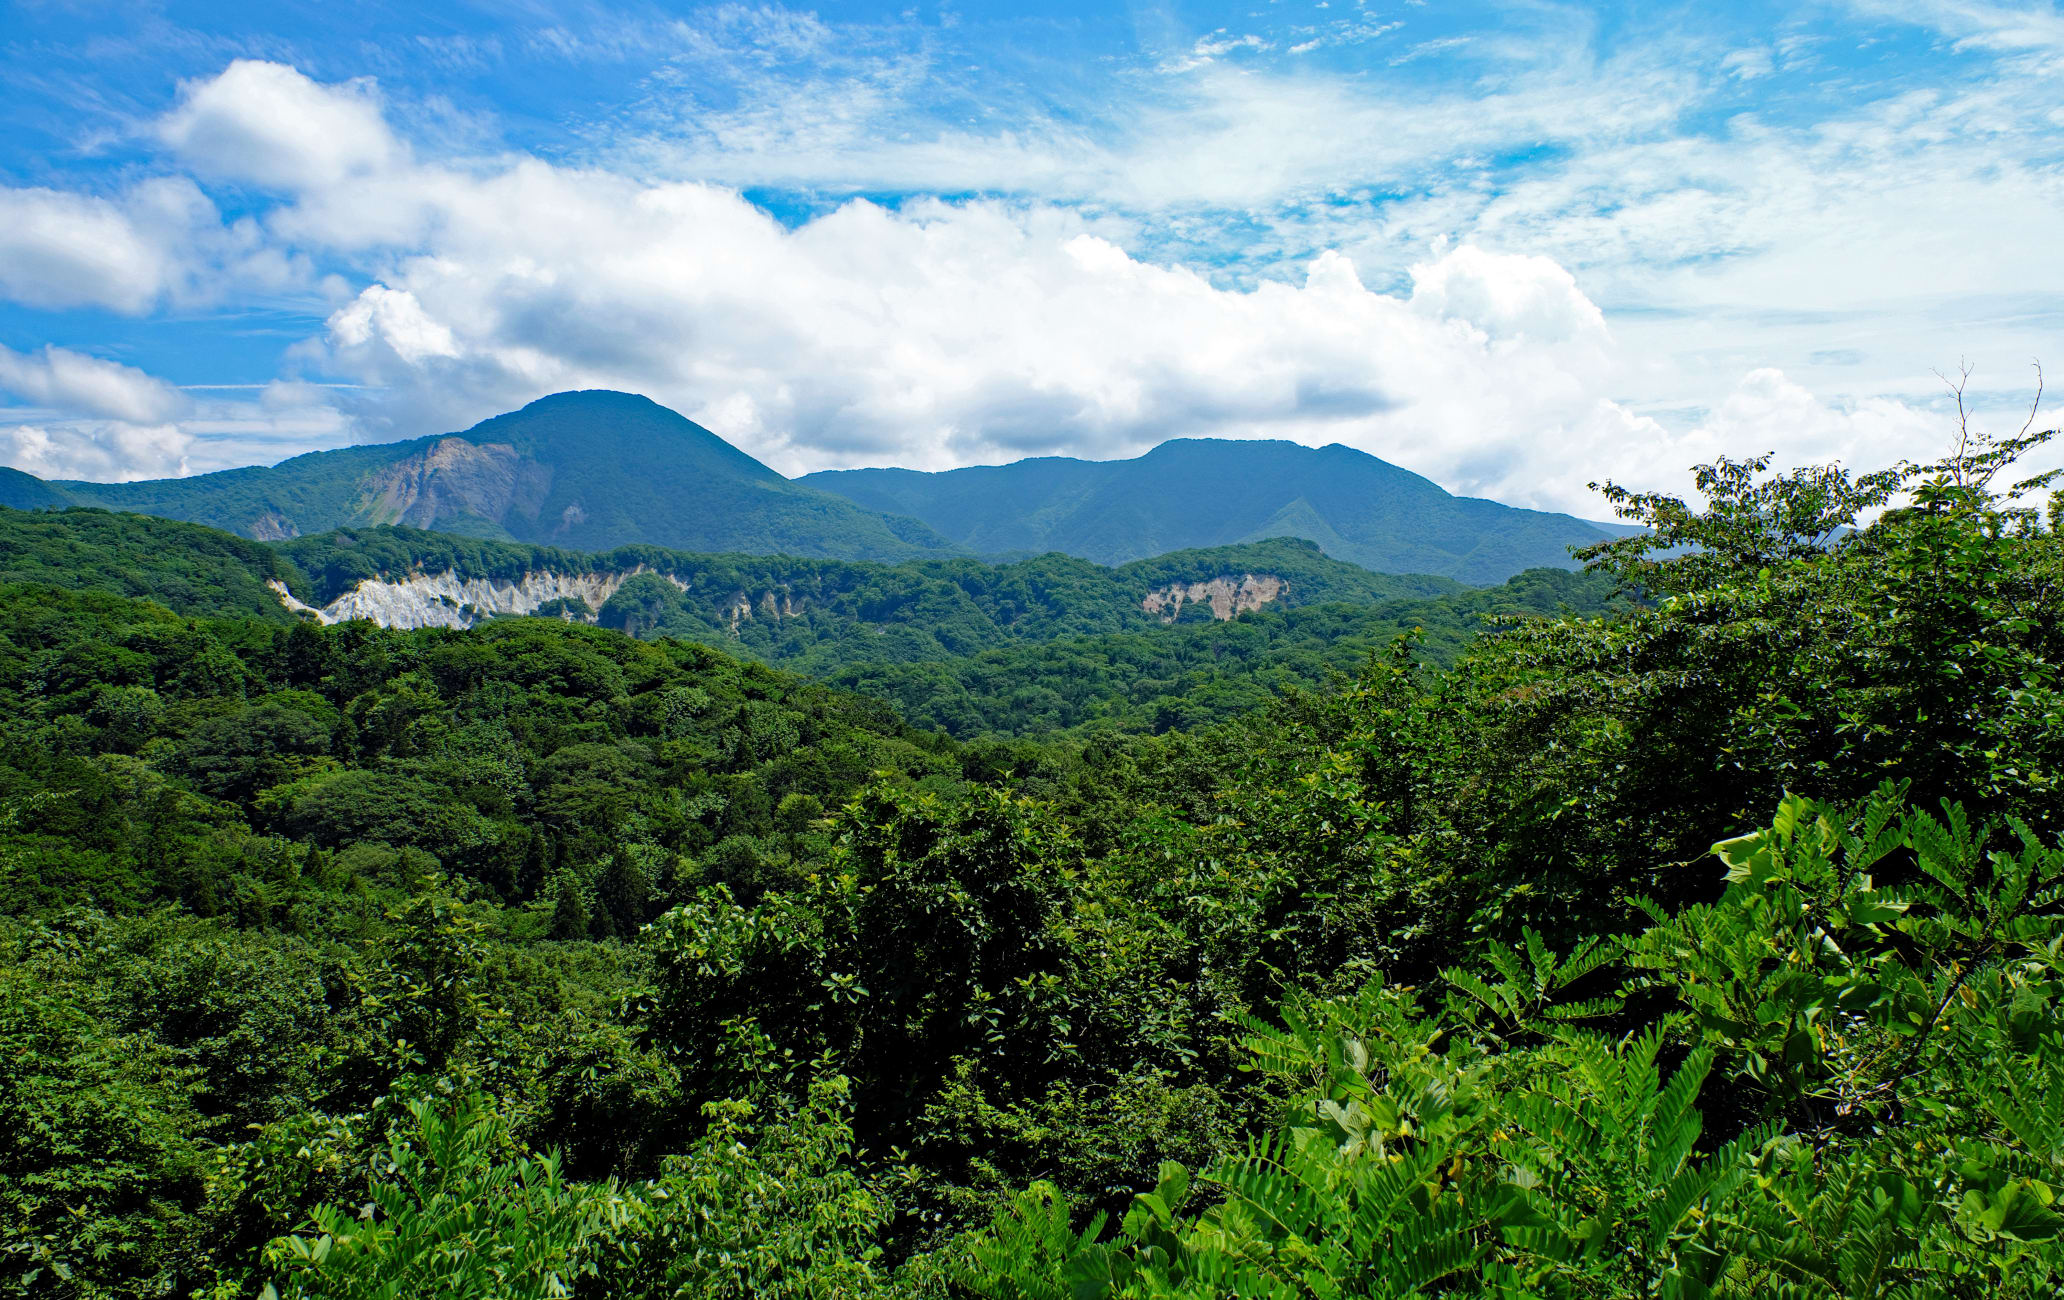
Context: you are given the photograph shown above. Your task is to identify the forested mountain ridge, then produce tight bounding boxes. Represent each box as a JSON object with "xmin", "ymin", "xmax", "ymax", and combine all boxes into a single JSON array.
[
  {"xmin": 3, "ymin": 389, "xmax": 1625, "ymax": 584},
  {"xmin": 0, "ymin": 466, "xmax": 70, "ymax": 511},
  {"xmin": 802, "ymin": 436, "xmax": 1627, "ymax": 583},
  {"xmin": 269, "ymin": 526, "xmax": 1460, "ymax": 630},
  {"xmin": 0, "ymin": 505, "xmax": 1457, "ymax": 629},
  {"xmin": 21, "ymin": 391, "xmax": 962, "ymax": 562},
  {"xmin": 6, "ymin": 433, "xmax": 2063, "ymax": 1297},
  {"xmin": 0, "ymin": 506, "xmax": 1621, "ymax": 734}
]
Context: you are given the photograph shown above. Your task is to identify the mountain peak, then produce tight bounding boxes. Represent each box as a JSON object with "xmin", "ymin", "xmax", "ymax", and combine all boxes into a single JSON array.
[
  {"xmin": 802, "ymin": 437, "xmax": 1611, "ymax": 584},
  {"xmin": 515, "ymin": 388, "xmax": 665, "ymax": 413},
  {"xmin": 39, "ymin": 392, "xmax": 961, "ymax": 561}
]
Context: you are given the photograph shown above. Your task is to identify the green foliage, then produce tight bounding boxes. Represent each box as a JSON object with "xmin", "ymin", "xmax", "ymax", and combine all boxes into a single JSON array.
[
  {"xmin": 0, "ymin": 954, "xmax": 203, "ymax": 1298},
  {"xmin": 956, "ymin": 791, "xmax": 2064, "ymax": 1298},
  {"xmin": 0, "ymin": 507, "xmax": 304, "ymax": 622},
  {"xmin": 255, "ymin": 1078, "xmax": 899, "ymax": 1300},
  {"xmin": 587, "ymin": 1076, "xmax": 899, "ymax": 1300},
  {"xmin": 832, "ymin": 567, "xmax": 1615, "ymax": 737},
  {"xmin": 256, "ymin": 1091, "xmax": 618, "ymax": 1300},
  {"xmin": 8, "ymin": 423, "xmax": 2064, "ymax": 1298},
  {"xmin": 0, "ymin": 585, "xmax": 958, "ymax": 1293},
  {"xmin": 0, "ymin": 507, "xmax": 1620, "ymax": 739}
]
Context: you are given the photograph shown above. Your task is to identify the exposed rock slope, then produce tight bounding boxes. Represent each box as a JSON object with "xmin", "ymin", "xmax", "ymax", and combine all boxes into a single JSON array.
[
  {"xmin": 1141, "ymin": 575, "xmax": 1288, "ymax": 621},
  {"xmin": 268, "ymin": 569, "xmax": 686, "ymax": 630}
]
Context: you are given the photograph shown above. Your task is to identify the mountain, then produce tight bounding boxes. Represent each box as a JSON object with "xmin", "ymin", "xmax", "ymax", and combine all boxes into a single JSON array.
[
  {"xmin": 2, "ymin": 391, "xmax": 1628, "ymax": 581},
  {"xmin": 0, "ymin": 467, "xmax": 70, "ymax": 511},
  {"xmin": 0, "ymin": 505, "xmax": 1616, "ymax": 736},
  {"xmin": 37, "ymin": 390, "xmax": 960, "ymax": 563},
  {"xmin": 801, "ymin": 438, "xmax": 1624, "ymax": 585}
]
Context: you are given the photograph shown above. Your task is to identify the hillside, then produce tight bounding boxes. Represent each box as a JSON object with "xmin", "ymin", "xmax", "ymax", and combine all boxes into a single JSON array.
[
  {"xmin": 828, "ymin": 566, "xmax": 1620, "ymax": 736},
  {"xmin": 33, "ymin": 391, "xmax": 962, "ymax": 562},
  {"xmin": 802, "ymin": 437, "xmax": 1625, "ymax": 584},
  {"xmin": 0, "ymin": 507, "xmax": 1480, "ymax": 678},
  {"xmin": 0, "ymin": 466, "xmax": 70, "ymax": 510},
  {"xmin": 0, "ymin": 507, "xmax": 305, "ymax": 621},
  {"xmin": 0, "ymin": 506, "xmax": 1618, "ymax": 736}
]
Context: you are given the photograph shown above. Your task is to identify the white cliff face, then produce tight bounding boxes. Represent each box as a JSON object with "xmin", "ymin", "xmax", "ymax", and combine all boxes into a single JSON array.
[
  {"xmin": 1141, "ymin": 574, "xmax": 1288, "ymax": 622},
  {"xmin": 268, "ymin": 569, "xmax": 686, "ymax": 630}
]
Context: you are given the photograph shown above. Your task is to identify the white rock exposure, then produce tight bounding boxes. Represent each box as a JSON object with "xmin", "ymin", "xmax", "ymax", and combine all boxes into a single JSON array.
[
  {"xmin": 268, "ymin": 569, "xmax": 685, "ymax": 631},
  {"xmin": 1141, "ymin": 574, "xmax": 1287, "ymax": 622}
]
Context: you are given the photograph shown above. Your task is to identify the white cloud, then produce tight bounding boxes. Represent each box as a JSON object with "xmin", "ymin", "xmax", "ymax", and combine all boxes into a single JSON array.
[
  {"xmin": 0, "ymin": 184, "xmax": 191, "ymax": 313},
  {"xmin": 98, "ymin": 52, "xmax": 1939, "ymax": 513},
  {"xmin": 0, "ymin": 346, "xmax": 191, "ymax": 424},
  {"xmin": 1410, "ymin": 244, "xmax": 1610, "ymax": 345},
  {"xmin": 1844, "ymin": 1, "xmax": 2064, "ymax": 55},
  {"xmin": 0, "ymin": 383, "xmax": 359, "ymax": 483},
  {"xmin": 9, "ymin": 39, "xmax": 2038, "ymax": 509},
  {"xmin": 327, "ymin": 286, "xmax": 460, "ymax": 365},
  {"xmin": 1567, "ymin": 369, "xmax": 1947, "ymax": 519},
  {"xmin": 0, "ymin": 421, "xmax": 195, "ymax": 481},
  {"xmin": 159, "ymin": 59, "xmax": 401, "ymax": 190},
  {"xmin": 0, "ymin": 178, "xmax": 303, "ymax": 313},
  {"xmin": 282, "ymin": 144, "xmax": 1859, "ymax": 511},
  {"xmin": 1721, "ymin": 48, "xmax": 1775, "ymax": 80}
]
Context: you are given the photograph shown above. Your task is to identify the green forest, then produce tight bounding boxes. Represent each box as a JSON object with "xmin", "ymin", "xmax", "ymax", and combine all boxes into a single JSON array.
[
  {"xmin": 0, "ymin": 510, "xmax": 1617, "ymax": 737},
  {"xmin": 4, "ymin": 430, "xmax": 2063, "ymax": 1298}
]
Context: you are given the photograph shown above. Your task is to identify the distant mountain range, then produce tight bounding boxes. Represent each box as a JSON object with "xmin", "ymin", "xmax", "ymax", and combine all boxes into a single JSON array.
[
  {"xmin": 13, "ymin": 391, "xmax": 958, "ymax": 563},
  {"xmin": 1, "ymin": 390, "xmax": 1627, "ymax": 584},
  {"xmin": 803, "ymin": 439, "xmax": 1624, "ymax": 585}
]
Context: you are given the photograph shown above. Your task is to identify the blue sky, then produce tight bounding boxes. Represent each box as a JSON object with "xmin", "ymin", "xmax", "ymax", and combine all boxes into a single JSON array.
[{"xmin": 1, "ymin": 0, "xmax": 2059, "ymax": 511}]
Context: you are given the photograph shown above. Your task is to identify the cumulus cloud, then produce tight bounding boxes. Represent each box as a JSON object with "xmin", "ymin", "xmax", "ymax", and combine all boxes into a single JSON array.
[
  {"xmin": 0, "ymin": 178, "xmax": 303, "ymax": 313},
  {"xmin": 327, "ymin": 286, "xmax": 460, "ymax": 365},
  {"xmin": 0, "ymin": 346, "xmax": 191, "ymax": 424},
  {"xmin": 4, "ymin": 48, "xmax": 2008, "ymax": 507},
  {"xmin": 159, "ymin": 59, "xmax": 401, "ymax": 190},
  {"xmin": 0, "ymin": 183, "xmax": 195, "ymax": 313},
  {"xmin": 289, "ymin": 155, "xmax": 1785, "ymax": 510},
  {"xmin": 117, "ymin": 51, "xmax": 1922, "ymax": 512},
  {"xmin": 1410, "ymin": 244, "xmax": 1610, "ymax": 345},
  {"xmin": 0, "ymin": 382, "xmax": 359, "ymax": 483},
  {"xmin": 1694, "ymin": 367, "xmax": 1942, "ymax": 472},
  {"xmin": 0, "ymin": 421, "xmax": 195, "ymax": 482},
  {"xmin": 298, "ymin": 166, "xmax": 1588, "ymax": 485}
]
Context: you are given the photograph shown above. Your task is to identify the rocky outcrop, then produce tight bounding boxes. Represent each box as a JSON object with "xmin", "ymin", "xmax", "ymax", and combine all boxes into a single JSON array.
[
  {"xmin": 720, "ymin": 588, "xmax": 803, "ymax": 630},
  {"xmin": 1141, "ymin": 574, "xmax": 1287, "ymax": 622},
  {"xmin": 248, "ymin": 510, "xmax": 300, "ymax": 541},
  {"xmin": 269, "ymin": 569, "xmax": 685, "ymax": 631},
  {"xmin": 356, "ymin": 438, "xmax": 553, "ymax": 531}
]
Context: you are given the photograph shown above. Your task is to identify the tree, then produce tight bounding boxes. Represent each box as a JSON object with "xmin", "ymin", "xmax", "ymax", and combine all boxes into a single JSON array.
[{"xmin": 548, "ymin": 869, "xmax": 591, "ymax": 942}]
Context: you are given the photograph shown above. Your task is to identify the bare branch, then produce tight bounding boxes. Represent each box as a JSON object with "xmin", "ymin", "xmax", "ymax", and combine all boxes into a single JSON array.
[{"xmin": 2017, "ymin": 360, "xmax": 2045, "ymax": 440}]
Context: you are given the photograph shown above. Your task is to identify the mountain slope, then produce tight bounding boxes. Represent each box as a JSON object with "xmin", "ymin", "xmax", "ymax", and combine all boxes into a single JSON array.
[
  {"xmin": 802, "ymin": 438, "xmax": 1621, "ymax": 584},
  {"xmin": 42, "ymin": 391, "xmax": 960, "ymax": 562},
  {"xmin": 0, "ymin": 505, "xmax": 1616, "ymax": 737},
  {"xmin": 0, "ymin": 507, "xmax": 1460, "ymax": 666},
  {"xmin": 0, "ymin": 507, "xmax": 304, "ymax": 621},
  {"xmin": 0, "ymin": 467, "xmax": 72, "ymax": 511}
]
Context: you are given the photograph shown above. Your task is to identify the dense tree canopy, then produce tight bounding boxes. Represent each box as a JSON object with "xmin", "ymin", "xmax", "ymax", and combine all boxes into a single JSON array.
[{"xmin": 3, "ymin": 431, "xmax": 2062, "ymax": 1297}]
